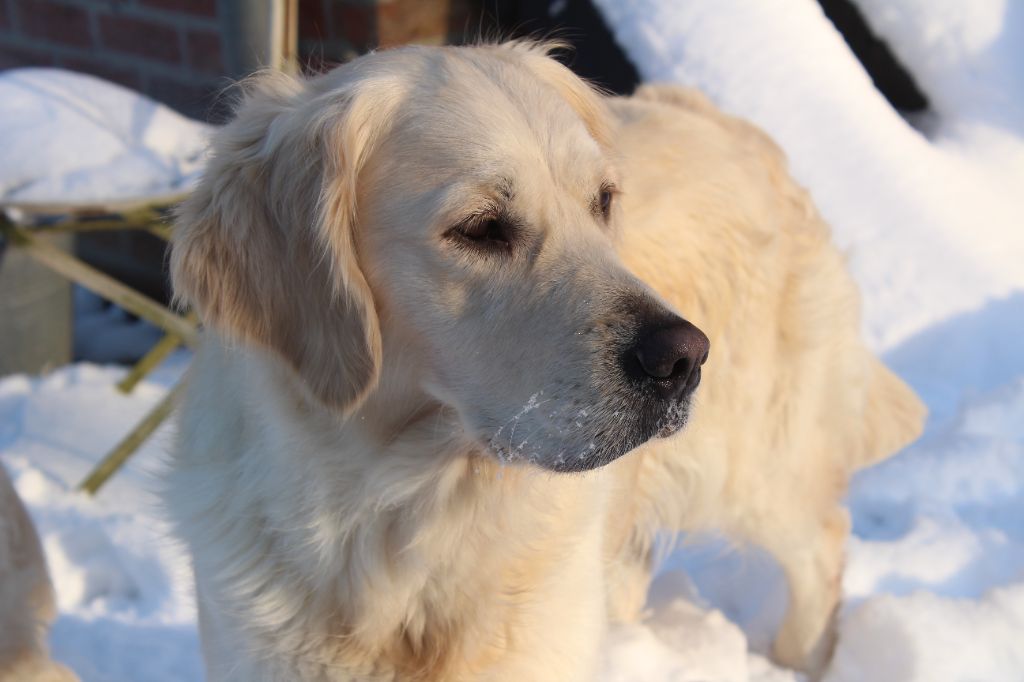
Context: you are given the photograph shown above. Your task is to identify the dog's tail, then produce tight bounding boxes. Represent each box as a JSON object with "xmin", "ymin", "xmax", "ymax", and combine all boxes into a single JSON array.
[{"xmin": 855, "ymin": 359, "xmax": 927, "ymax": 469}]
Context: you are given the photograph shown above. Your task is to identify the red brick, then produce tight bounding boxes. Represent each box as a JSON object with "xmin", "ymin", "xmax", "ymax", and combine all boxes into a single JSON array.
[
  {"xmin": 58, "ymin": 55, "xmax": 142, "ymax": 90},
  {"xmin": 98, "ymin": 13, "xmax": 181, "ymax": 64},
  {"xmin": 146, "ymin": 74, "xmax": 221, "ymax": 121},
  {"xmin": 186, "ymin": 28, "xmax": 222, "ymax": 73},
  {"xmin": 0, "ymin": 41, "xmax": 55, "ymax": 69},
  {"xmin": 138, "ymin": 0, "xmax": 217, "ymax": 19},
  {"xmin": 15, "ymin": 0, "xmax": 93, "ymax": 49}
]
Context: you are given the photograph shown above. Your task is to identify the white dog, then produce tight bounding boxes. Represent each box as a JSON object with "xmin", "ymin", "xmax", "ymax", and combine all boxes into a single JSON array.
[{"xmin": 166, "ymin": 41, "xmax": 924, "ymax": 681}]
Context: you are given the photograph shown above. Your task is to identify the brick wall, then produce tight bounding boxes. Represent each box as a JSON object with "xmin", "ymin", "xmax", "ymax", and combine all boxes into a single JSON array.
[
  {"xmin": 0, "ymin": 0, "xmax": 227, "ymax": 120},
  {"xmin": 0, "ymin": 0, "xmax": 483, "ymax": 120}
]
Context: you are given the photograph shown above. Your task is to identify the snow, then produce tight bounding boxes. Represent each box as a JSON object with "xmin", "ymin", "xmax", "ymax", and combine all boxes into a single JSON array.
[
  {"xmin": 2, "ymin": 1, "xmax": 1024, "ymax": 679},
  {"xmin": 603, "ymin": 570, "xmax": 794, "ymax": 682},
  {"xmin": 851, "ymin": 0, "xmax": 1024, "ymax": 138},
  {"xmin": 828, "ymin": 584, "xmax": 1024, "ymax": 682},
  {"xmin": 0, "ymin": 68, "xmax": 211, "ymax": 206}
]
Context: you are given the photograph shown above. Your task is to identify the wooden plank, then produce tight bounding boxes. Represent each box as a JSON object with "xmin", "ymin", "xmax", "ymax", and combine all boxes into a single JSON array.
[
  {"xmin": 117, "ymin": 332, "xmax": 183, "ymax": 394},
  {"xmin": 146, "ymin": 224, "xmax": 173, "ymax": 241},
  {"xmin": 10, "ymin": 203, "xmax": 174, "ymax": 234},
  {"xmin": 117, "ymin": 312, "xmax": 194, "ymax": 394},
  {"xmin": 2, "ymin": 224, "xmax": 197, "ymax": 346},
  {"xmin": 79, "ymin": 383, "xmax": 184, "ymax": 495},
  {"xmin": 30, "ymin": 217, "xmax": 163, "ymax": 234}
]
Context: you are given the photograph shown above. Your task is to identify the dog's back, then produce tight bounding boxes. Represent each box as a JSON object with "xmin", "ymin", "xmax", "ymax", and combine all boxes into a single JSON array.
[{"xmin": 604, "ymin": 85, "xmax": 925, "ymax": 674}]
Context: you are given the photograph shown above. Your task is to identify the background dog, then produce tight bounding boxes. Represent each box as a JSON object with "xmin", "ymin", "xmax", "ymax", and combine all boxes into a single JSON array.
[
  {"xmin": 607, "ymin": 84, "xmax": 926, "ymax": 674},
  {"xmin": 0, "ymin": 464, "xmax": 78, "ymax": 682},
  {"xmin": 167, "ymin": 41, "xmax": 924, "ymax": 680}
]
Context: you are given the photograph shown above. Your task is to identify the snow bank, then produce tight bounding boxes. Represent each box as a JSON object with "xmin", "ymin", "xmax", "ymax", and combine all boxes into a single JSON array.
[
  {"xmin": 829, "ymin": 585, "xmax": 1024, "ymax": 682},
  {"xmin": 0, "ymin": 68, "xmax": 211, "ymax": 205},
  {"xmin": 602, "ymin": 600, "xmax": 792, "ymax": 682},
  {"xmin": 832, "ymin": 376, "xmax": 1024, "ymax": 681},
  {"xmin": 852, "ymin": 0, "xmax": 1024, "ymax": 141}
]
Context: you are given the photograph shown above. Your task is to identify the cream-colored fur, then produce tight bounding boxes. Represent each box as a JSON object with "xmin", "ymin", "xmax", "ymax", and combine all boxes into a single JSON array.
[
  {"xmin": 167, "ymin": 42, "xmax": 925, "ymax": 681},
  {"xmin": 0, "ymin": 465, "xmax": 78, "ymax": 682},
  {"xmin": 606, "ymin": 86, "xmax": 926, "ymax": 673}
]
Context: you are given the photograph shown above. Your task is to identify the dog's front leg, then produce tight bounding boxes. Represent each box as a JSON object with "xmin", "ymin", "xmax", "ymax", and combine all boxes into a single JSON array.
[{"xmin": 760, "ymin": 506, "xmax": 849, "ymax": 679}]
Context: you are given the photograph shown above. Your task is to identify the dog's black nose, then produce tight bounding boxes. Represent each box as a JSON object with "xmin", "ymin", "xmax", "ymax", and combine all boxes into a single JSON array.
[{"xmin": 633, "ymin": 320, "xmax": 710, "ymax": 399}]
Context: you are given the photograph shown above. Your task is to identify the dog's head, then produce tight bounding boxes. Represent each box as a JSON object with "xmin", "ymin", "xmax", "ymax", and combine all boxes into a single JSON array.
[{"xmin": 172, "ymin": 42, "xmax": 708, "ymax": 473}]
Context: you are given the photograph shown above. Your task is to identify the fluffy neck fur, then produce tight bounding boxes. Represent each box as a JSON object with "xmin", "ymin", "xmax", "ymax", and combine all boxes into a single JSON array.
[{"xmin": 169, "ymin": 339, "xmax": 609, "ymax": 681}]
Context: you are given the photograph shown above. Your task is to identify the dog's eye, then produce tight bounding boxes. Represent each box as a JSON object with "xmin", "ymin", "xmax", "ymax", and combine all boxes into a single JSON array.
[
  {"xmin": 595, "ymin": 184, "xmax": 616, "ymax": 221},
  {"xmin": 463, "ymin": 218, "xmax": 508, "ymax": 244},
  {"xmin": 446, "ymin": 215, "xmax": 514, "ymax": 251},
  {"xmin": 599, "ymin": 189, "xmax": 613, "ymax": 218}
]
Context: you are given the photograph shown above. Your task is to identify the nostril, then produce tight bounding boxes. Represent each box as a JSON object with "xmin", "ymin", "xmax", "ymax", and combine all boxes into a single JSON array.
[
  {"xmin": 669, "ymin": 356, "xmax": 693, "ymax": 381},
  {"xmin": 635, "ymin": 345, "xmax": 676, "ymax": 379},
  {"xmin": 685, "ymin": 365, "xmax": 702, "ymax": 392}
]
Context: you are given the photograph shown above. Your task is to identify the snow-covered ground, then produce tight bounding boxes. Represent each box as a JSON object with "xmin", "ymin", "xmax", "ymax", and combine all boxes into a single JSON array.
[{"xmin": 2, "ymin": 1, "xmax": 1024, "ymax": 680}]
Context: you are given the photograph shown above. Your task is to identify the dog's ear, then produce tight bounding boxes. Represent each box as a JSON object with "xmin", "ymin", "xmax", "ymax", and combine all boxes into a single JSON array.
[
  {"xmin": 171, "ymin": 68, "xmax": 400, "ymax": 413},
  {"xmin": 857, "ymin": 359, "xmax": 927, "ymax": 468}
]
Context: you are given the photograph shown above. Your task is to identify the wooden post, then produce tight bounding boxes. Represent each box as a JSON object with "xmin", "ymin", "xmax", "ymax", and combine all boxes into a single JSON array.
[
  {"xmin": 117, "ymin": 313, "xmax": 195, "ymax": 394},
  {"xmin": 146, "ymin": 224, "xmax": 173, "ymax": 241},
  {"xmin": 223, "ymin": 0, "xmax": 299, "ymax": 76},
  {"xmin": 281, "ymin": 0, "xmax": 299, "ymax": 74},
  {"xmin": 117, "ymin": 333, "xmax": 182, "ymax": 394}
]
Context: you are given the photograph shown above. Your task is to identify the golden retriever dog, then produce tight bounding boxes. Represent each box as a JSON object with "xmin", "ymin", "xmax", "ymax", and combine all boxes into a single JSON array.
[
  {"xmin": 166, "ymin": 41, "xmax": 925, "ymax": 681},
  {"xmin": 0, "ymin": 465, "xmax": 77, "ymax": 681}
]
